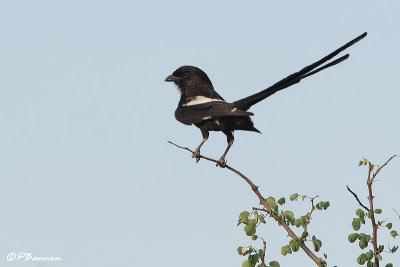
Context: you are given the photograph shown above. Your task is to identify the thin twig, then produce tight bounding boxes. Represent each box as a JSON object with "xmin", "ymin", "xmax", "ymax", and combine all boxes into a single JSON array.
[
  {"xmin": 346, "ymin": 186, "xmax": 370, "ymax": 211},
  {"xmin": 371, "ymin": 155, "xmax": 398, "ymax": 181},
  {"xmin": 309, "ymin": 197, "xmax": 318, "ymax": 219},
  {"xmin": 169, "ymin": 140, "xmax": 323, "ymax": 266},
  {"xmin": 394, "ymin": 209, "xmax": 400, "ymax": 220},
  {"xmin": 252, "ymin": 207, "xmax": 269, "ymax": 213}
]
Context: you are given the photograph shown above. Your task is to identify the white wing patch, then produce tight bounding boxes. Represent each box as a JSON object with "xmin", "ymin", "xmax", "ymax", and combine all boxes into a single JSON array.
[{"xmin": 183, "ymin": 96, "xmax": 223, "ymax": 106}]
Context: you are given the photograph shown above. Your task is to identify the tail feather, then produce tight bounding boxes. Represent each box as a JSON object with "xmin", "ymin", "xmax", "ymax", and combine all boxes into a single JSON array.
[{"xmin": 234, "ymin": 32, "xmax": 367, "ymax": 111}]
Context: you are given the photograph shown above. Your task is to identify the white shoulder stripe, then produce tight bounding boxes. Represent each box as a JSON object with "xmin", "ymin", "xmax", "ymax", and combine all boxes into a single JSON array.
[{"xmin": 183, "ymin": 96, "xmax": 223, "ymax": 106}]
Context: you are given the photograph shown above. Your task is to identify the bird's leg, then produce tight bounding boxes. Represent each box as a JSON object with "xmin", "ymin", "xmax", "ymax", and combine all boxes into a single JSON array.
[
  {"xmin": 216, "ymin": 131, "xmax": 234, "ymax": 167},
  {"xmin": 192, "ymin": 130, "xmax": 209, "ymax": 162}
]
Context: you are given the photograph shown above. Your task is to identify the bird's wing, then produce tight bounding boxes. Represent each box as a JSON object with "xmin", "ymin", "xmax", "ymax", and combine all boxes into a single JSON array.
[{"xmin": 175, "ymin": 101, "xmax": 253, "ymax": 125}]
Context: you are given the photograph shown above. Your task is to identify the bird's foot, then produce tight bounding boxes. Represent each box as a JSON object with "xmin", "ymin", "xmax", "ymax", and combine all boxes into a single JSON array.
[
  {"xmin": 192, "ymin": 149, "xmax": 201, "ymax": 163},
  {"xmin": 216, "ymin": 157, "xmax": 227, "ymax": 168}
]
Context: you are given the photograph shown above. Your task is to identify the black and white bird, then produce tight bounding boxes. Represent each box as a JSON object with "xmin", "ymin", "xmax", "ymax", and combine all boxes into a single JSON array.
[{"xmin": 165, "ymin": 32, "xmax": 367, "ymax": 167}]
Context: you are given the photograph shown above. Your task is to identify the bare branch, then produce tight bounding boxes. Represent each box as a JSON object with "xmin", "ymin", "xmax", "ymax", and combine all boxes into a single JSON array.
[
  {"xmin": 371, "ymin": 155, "xmax": 397, "ymax": 181},
  {"xmin": 169, "ymin": 140, "xmax": 323, "ymax": 266},
  {"xmin": 367, "ymin": 155, "xmax": 396, "ymax": 267},
  {"xmin": 347, "ymin": 185, "xmax": 370, "ymax": 211}
]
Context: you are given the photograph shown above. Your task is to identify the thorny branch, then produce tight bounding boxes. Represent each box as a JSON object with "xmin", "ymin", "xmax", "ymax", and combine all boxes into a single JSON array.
[
  {"xmin": 169, "ymin": 140, "xmax": 324, "ymax": 266},
  {"xmin": 368, "ymin": 156, "xmax": 397, "ymax": 267},
  {"xmin": 348, "ymin": 155, "xmax": 397, "ymax": 267},
  {"xmin": 367, "ymin": 174, "xmax": 379, "ymax": 266}
]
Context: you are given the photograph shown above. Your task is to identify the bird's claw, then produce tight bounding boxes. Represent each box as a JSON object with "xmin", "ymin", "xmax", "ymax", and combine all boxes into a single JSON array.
[
  {"xmin": 216, "ymin": 158, "xmax": 227, "ymax": 168},
  {"xmin": 192, "ymin": 150, "xmax": 201, "ymax": 163}
]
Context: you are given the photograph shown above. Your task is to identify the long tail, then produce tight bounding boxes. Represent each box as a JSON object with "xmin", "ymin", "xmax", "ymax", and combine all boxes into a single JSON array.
[{"xmin": 234, "ymin": 32, "xmax": 367, "ymax": 111}]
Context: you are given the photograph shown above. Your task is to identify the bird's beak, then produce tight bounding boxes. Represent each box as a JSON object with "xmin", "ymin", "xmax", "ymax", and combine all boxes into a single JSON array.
[{"xmin": 165, "ymin": 75, "xmax": 180, "ymax": 82}]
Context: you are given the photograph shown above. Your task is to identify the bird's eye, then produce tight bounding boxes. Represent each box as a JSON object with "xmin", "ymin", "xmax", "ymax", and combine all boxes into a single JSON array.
[{"xmin": 183, "ymin": 72, "xmax": 189, "ymax": 77}]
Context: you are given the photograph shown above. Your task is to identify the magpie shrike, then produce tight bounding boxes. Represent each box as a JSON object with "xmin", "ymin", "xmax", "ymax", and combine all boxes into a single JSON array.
[{"xmin": 165, "ymin": 32, "xmax": 367, "ymax": 167}]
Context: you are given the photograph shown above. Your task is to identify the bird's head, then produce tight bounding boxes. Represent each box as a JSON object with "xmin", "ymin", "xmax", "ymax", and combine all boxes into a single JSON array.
[{"xmin": 165, "ymin": 66, "xmax": 214, "ymax": 95}]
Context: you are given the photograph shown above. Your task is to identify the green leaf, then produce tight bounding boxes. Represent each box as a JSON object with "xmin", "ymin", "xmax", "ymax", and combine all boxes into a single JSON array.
[
  {"xmin": 289, "ymin": 193, "xmax": 299, "ymax": 201},
  {"xmin": 280, "ymin": 247, "xmax": 288, "ymax": 256},
  {"xmin": 248, "ymin": 254, "xmax": 258, "ymax": 266},
  {"xmin": 281, "ymin": 245, "xmax": 292, "ymax": 256},
  {"xmin": 386, "ymin": 223, "xmax": 393, "ymax": 229},
  {"xmin": 385, "ymin": 263, "xmax": 393, "ymax": 267},
  {"xmin": 374, "ymin": 208, "xmax": 382, "ymax": 214},
  {"xmin": 359, "ymin": 158, "xmax": 368, "ymax": 166},
  {"xmin": 389, "ymin": 245, "xmax": 398, "ymax": 253},
  {"xmin": 277, "ymin": 197, "xmax": 286, "ymax": 205},
  {"xmin": 348, "ymin": 233, "xmax": 359, "ymax": 243},
  {"xmin": 259, "ymin": 215, "xmax": 266, "ymax": 224},
  {"xmin": 367, "ymin": 211, "xmax": 373, "ymax": 218},
  {"xmin": 282, "ymin": 211, "xmax": 295, "ymax": 224},
  {"xmin": 366, "ymin": 234, "xmax": 371, "ymax": 242},
  {"xmin": 266, "ymin": 197, "xmax": 278, "ymax": 211},
  {"xmin": 378, "ymin": 245, "xmax": 384, "ymax": 253},
  {"xmin": 358, "ymin": 233, "xmax": 367, "ymax": 240},
  {"xmin": 352, "ymin": 218, "xmax": 361, "ymax": 231},
  {"xmin": 359, "ymin": 239, "xmax": 368, "ymax": 249},
  {"xmin": 356, "ymin": 209, "xmax": 365, "ymax": 218},
  {"xmin": 365, "ymin": 250, "xmax": 374, "ymax": 261},
  {"xmin": 367, "ymin": 261, "xmax": 375, "ymax": 267},
  {"xmin": 301, "ymin": 214, "xmax": 311, "ymax": 224},
  {"xmin": 315, "ymin": 201, "xmax": 330, "ymax": 210},
  {"xmin": 289, "ymin": 238, "xmax": 300, "ymax": 252},
  {"xmin": 244, "ymin": 222, "xmax": 256, "ymax": 236},
  {"xmin": 252, "ymin": 235, "xmax": 258, "ymax": 241},
  {"xmin": 254, "ymin": 211, "xmax": 258, "ymax": 223},
  {"xmin": 237, "ymin": 247, "xmax": 244, "ymax": 255},
  {"xmin": 357, "ymin": 253, "xmax": 367, "ymax": 265},
  {"xmin": 390, "ymin": 230, "xmax": 398, "ymax": 238},
  {"xmin": 294, "ymin": 218, "xmax": 301, "ymax": 228},
  {"xmin": 301, "ymin": 231, "xmax": 309, "ymax": 240},
  {"xmin": 240, "ymin": 211, "xmax": 250, "ymax": 219},
  {"xmin": 269, "ymin": 261, "xmax": 280, "ymax": 267},
  {"xmin": 311, "ymin": 236, "xmax": 322, "ymax": 252},
  {"xmin": 242, "ymin": 260, "xmax": 250, "ymax": 267}
]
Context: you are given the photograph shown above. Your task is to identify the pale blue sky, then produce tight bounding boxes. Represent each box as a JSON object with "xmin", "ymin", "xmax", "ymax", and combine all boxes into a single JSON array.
[{"xmin": 0, "ymin": 1, "xmax": 399, "ymax": 266}]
